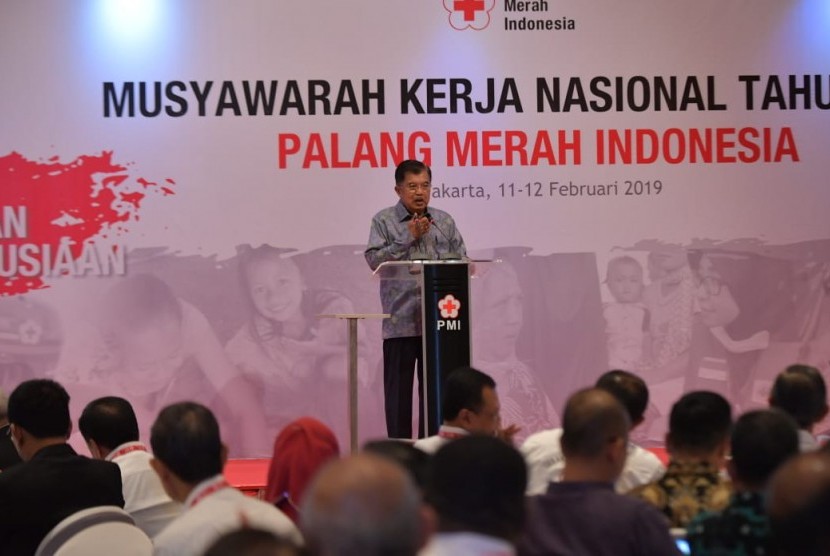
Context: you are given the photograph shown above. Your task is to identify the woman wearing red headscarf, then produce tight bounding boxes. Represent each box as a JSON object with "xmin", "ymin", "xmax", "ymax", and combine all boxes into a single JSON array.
[{"xmin": 265, "ymin": 417, "xmax": 340, "ymax": 523}]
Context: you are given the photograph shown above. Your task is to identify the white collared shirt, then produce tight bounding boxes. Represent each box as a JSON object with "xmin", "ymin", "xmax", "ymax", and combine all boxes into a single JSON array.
[
  {"xmin": 106, "ymin": 441, "xmax": 182, "ymax": 538},
  {"xmin": 799, "ymin": 429, "xmax": 819, "ymax": 452},
  {"xmin": 154, "ymin": 474, "xmax": 300, "ymax": 556},
  {"xmin": 521, "ymin": 428, "xmax": 665, "ymax": 495},
  {"xmin": 413, "ymin": 425, "xmax": 470, "ymax": 454}
]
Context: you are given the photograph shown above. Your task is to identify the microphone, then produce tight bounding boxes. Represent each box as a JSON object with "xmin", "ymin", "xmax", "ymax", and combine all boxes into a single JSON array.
[{"xmin": 426, "ymin": 213, "xmax": 462, "ymax": 260}]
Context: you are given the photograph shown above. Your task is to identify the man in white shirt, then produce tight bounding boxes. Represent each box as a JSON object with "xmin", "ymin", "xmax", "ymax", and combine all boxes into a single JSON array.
[
  {"xmin": 149, "ymin": 402, "xmax": 301, "ymax": 556},
  {"xmin": 522, "ymin": 370, "xmax": 664, "ymax": 494},
  {"xmin": 420, "ymin": 435, "xmax": 526, "ymax": 556},
  {"xmin": 79, "ymin": 396, "xmax": 182, "ymax": 537},
  {"xmin": 413, "ymin": 367, "xmax": 518, "ymax": 454}
]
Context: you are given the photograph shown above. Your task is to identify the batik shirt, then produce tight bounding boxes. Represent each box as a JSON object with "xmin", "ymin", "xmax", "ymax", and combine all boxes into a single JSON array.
[
  {"xmin": 686, "ymin": 491, "xmax": 769, "ymax": 556},
  {"xmin": 628, "ymin": 460, "xmax": 732, "ymax": 528}
]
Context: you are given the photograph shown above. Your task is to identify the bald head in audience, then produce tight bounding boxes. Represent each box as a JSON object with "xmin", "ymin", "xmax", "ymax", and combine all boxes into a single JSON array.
[
  {"xmin": 301, "ymin": 453, "xmax": 433, "ymax": 556},
  {"xmin": 767, "ymin": 452, "xmax": 830, "ymax": 556},
  {"xmin": 560, "ymin": 387, "xmax": 631, "ymax": 483}
]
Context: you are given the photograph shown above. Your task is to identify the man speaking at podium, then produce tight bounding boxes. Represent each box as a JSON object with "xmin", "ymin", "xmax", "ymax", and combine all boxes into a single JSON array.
[{"xmin": 365, "ymin": 160, "xmax": 467, "ymax": 439}]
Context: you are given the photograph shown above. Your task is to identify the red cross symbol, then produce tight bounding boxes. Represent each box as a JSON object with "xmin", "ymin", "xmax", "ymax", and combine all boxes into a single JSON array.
[
  {"xmin": 438, "ymin": 294, "xmax": 461, "ymax": 319},
  {"xmin": 454, "ymin": 0, "xmax": 485, "ymax": 21}
]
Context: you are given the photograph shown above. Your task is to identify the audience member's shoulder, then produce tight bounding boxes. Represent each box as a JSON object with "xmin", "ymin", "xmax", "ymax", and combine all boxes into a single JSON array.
[
  {"xmin": 413, "ymin": 435, "xmax": 442, "ymax": 454},
  {"xmin": 629, "ymin": 444, "xmax": 663, "ymax": 466},
  {"xmin": 704, "ymin": 479, "xmax": 732, "ymax": 510},
  {"xmin": 625, "ymin": 445, "xmax": 666, "ymax": 478},
  {"xmin": 627, "ymin": 480, "xmax": 668, "ymax": 507}
]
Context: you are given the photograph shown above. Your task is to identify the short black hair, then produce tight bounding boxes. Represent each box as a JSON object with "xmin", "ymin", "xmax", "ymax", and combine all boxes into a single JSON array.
[
  {"xmin": 441, "ymin": 367, "xmax": 496, "ymax": 422},
  {"xmin": 425, "ymin": 435, "xmax": 526, "ymax": 541},
  {"xmin": 150, "ymin": 402, "xmax": 223, "ymax": 483},
  {"xmin": 394, "ymin": 160, "xmax": 431, "ymax": 185},
  {"xmin": 362, "ymin": 439, "xmax": 431, "ymax": 491},
  {"xmin": 731, "ymin": 409, "xmax": 799, "ymax": 488},
  {"xmin": 560, "ymin": 388, "xmax": 630, "ymax": 458},
  {"xmin": 770, "ymin": 364, "xmax": 828, "ymax": 429},
  {"xmin": 7, "ymin": 379, "xmax": 71, "ymax": 439},
  {"xmin": 595, "ymin": 370, "xmax": 649, "ymax": 423},
  {"xmin": 668, "ymin": 391, "xmax": 732, "ymax": 453},
  {"xmin": 79, "ymin": 396, "xmax": 140, "ymax": 450}
]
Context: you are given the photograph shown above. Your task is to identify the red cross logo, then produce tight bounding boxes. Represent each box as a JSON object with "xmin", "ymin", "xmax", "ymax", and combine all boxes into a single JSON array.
[
  {"xmin": 454, "ymin": 0, "xmax": 484, "ymax": 21},
  {"xmin": 438, "ymin": 294, "xmax": 461, "ymax": 319},
  {"xmin": 443, "ymin": 0, "xmax": 494, "ymax": 31}
]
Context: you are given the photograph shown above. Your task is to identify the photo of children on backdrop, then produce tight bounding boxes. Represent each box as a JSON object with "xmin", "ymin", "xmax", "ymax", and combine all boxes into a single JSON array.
[
  {"xmin": 225, "ymin": 244, "xmax": 368, "ymax": 441},
  {"xmin": 599, "ymin": 246, "xmax": 772, "ymax": 442}
]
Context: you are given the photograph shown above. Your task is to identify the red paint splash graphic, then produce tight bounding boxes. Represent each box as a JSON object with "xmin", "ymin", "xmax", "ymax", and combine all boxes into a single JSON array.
[{"xmin": 0, "ymin": 151, "xmax": 176, "ymax": 296}]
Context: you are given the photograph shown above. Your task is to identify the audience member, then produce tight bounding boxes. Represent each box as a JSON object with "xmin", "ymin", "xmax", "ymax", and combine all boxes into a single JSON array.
[
  {"xmin": 522, "ymin": 369, "xmax": 665, "ymax": 494},
  {"xmin": 203, "ymin": 528, "xmax": 307, "ymax": 556},
  {"xmin": 0, "ymin": 387, "xmax": 22, "ymax": 470},
  {"xmin": 629, "ymin": 390, "xmax": 733, "ymax": 528},
  {"xmin": 767, "ymin": 452, "xmax": 830, "ymax": 556},
  {"xmin": 264, "ymin": 417, "xmax": 340, "ymax": 524},
  {"xmin": 687, "ymin": 409, "xmax": 799, "ymax": 555},
  {"xmin": 422, "ymin": 435, "xmax": 526, "ymax": 556},
  {"xmin": 769, "ymin": 364, "xmax": 828, "ymax": 451},
  {"xmin": 301, "ymin": 453, "xmax": 434, "ymax": 556},
  {"xmin": 363, "ymin": 438, "xmax": 431, "ymax": 492},
  {"xmin": 149, "ymin": 402, "xmax": 300, "ymax": 556},
  {"xmin": 517, "ymin": 388, "xmax": 679, "ymax": 555},
  {"xmin": 413, "ymin": 367, "xmax": 517, "ymax": 454},
  {"xmin": 79, "ymin": 396, "xmax": 182, "ymax": 537},
  {"xmin": 0, "ymin": 379, "xmax": 124, "ymax": 555}
]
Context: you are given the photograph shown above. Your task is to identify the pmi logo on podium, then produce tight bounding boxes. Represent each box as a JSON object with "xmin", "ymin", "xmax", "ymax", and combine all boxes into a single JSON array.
[{"xmin": 437, "ymin": 294, "xmax": 462, "ymax": 330}]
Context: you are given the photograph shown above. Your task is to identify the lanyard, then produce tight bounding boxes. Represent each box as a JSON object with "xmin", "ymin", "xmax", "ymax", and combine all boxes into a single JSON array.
[{"xmin": 189, "ymin": 478, "xmax": 230, "ymax": 508}]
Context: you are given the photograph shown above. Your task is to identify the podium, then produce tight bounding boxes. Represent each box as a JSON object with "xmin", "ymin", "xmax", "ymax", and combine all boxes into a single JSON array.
[{"xmin": 374, "ymin": 259, "xmax": 494, "ymax": 435}]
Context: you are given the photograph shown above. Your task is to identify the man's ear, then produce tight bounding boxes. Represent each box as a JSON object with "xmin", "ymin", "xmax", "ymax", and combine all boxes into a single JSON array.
[
  {"xmin": 86, "ymin": 439, "xmax": 102, "ymax": 459},
  {"xmin": 607, "ymin": 435, "xmax": 627, "ymax": 465},
  {"xmin": 220, "ymin": 443, "xmax": 229, "ymax": 467},
  {"xmin": 149, "ymin": 457, "xmax": 168, "ymax": 481},
  {"xmin": 451, "ymin": 409, "xmax": 468, "ymax": 430},
  {"xmin": 65, "ymin": 421, "xmax": 72, "ymax": 440},
  {"xmin": 664, "ymin": 431, "xmax": 674, "ymax": 455},
  {"xmin": 725, "ymin": 458, "xmax": 738, "ymax": 483},
  {"xmin": 9, "ymin": 423, "xmax": 24, "ymax": 450},
  {"xmin": 150, "ymin": 457, "xmax": 178, "ymax": 500},
  {"xmin": 417, "ymin": 503, "xmax": 438, "ymax": 551}
]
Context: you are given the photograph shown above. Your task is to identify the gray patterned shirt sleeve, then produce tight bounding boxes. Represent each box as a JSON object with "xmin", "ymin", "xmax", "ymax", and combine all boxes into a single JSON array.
[{"xmin": 365, "ymin": 201, "xmax": 467, "ymax": 339}]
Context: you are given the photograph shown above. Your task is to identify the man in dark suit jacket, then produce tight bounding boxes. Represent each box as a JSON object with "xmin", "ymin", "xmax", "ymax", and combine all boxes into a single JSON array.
[
  {"xmin": 0, "ymin": 387, "xmax": 22, "ymax": 470},
  {"xmin": 0, "ymin": 379, "xmax": 124, "ymax": 555}
]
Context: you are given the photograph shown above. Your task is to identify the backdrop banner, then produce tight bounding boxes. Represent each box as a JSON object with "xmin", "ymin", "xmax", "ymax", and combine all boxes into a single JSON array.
[{"xmin": 2, "ymin": 0, "xmax": 829, "ymax": 454}]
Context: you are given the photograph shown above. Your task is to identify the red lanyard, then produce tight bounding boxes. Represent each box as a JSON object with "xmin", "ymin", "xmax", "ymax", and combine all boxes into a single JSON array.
[
  {"xmin": 189, "ymin": 479, "xmax": 230, "ymax": 508},
  {"xmin": 438, "ymin": 428, "xmax": 467, "ymax": 440},
  {"xmin": 108, "ymin": 444, "xmax": 148, "ymax": 460}
]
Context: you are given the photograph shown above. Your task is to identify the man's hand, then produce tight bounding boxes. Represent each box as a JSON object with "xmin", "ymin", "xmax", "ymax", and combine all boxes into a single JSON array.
[
  {"xmin": 497, "ymin": 423, "xmax": 522, "ymax": 445},
  {"xmin": 407, "ymin": 214, "xmax": 431, "ymax": 240}
]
